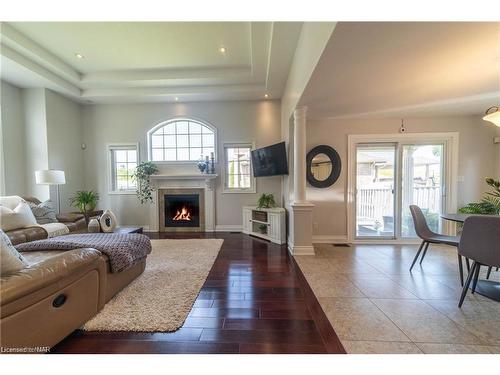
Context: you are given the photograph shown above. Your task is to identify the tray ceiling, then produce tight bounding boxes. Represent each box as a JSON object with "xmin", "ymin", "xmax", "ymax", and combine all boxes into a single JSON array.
[{"xmin": 0, "ymin": 22, "xmax": 303, "ymax": 103}]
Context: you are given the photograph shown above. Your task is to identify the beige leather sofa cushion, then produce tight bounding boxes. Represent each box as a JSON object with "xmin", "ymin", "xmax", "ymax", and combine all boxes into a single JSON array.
[
  {"xmin": 0, "ymin": 248, "xmax": 102, "ymax": 308},
  {"xmin": 1, "ymin": 269, "xmax": 100, "ymax": 349}
]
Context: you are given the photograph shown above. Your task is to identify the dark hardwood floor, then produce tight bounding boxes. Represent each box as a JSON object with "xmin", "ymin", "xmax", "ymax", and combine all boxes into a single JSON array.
[{"xmin": 51, "ymin": 232, "xmax": 345, "ymax": 354}]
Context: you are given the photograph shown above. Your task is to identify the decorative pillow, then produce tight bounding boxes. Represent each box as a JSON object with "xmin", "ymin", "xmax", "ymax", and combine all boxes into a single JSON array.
[
  {"xmin": 0, "ymin": 230, "xmax": 29, "ymax": 275},
  {"xmin": 0, "ymin": 202, "xmax": 38, "ymax": 231},
  {"xmin": 28, "ymin": 200, "xmax": 57, "ymax": 224}
]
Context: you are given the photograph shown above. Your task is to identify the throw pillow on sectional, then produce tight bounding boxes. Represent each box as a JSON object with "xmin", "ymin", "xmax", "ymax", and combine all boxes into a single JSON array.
[
  {"xmin": 28, "ymin": 200, "xmax": 58, "ymax": 224},
  {"xmin": 0, "ymin": 229, "xmax": 30, "ymax": 275},
  {"xmin": 0, "ymin": 202, "xmax": 38, "ymax": 231}
]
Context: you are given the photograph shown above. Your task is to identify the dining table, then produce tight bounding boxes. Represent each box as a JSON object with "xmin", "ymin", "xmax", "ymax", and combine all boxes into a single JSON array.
[{"xmin": 441, "ymin": 213, "xmax": 500, "ymax": 302}]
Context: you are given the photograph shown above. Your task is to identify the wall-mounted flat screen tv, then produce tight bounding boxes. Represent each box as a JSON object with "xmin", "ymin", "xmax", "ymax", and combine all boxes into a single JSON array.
[{"xmin": 251, "ymin": 141, "xmax": 289, "ymax": 177}]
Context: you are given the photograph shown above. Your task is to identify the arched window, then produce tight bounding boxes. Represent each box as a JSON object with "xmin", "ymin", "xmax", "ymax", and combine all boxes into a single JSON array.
[{"xmin": 147, "ymin": 118, "xmax": 217, "ymax": 162}]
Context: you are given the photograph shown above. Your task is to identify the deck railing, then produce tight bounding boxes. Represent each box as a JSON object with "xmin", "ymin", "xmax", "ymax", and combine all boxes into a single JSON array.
[{"xmin": 357, "ymin": 186, "xmax": 440, "ymax": 222}]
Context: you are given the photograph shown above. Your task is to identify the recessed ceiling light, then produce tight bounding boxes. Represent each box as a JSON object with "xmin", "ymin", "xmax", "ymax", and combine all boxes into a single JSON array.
[
  {"xmin": 219, "ymin": 46, "xmax": 227, "ymax": 54},
  {"xmin": 264, "ymin": 94, "xmax": 269, "ymax": 98},
  {"xmin": 75, "ymin": 53, "xmax": 84, "ymax": 59},
  {"xmin": 174, "ymin": 97, "xmax": 179, "ymax": 101}
]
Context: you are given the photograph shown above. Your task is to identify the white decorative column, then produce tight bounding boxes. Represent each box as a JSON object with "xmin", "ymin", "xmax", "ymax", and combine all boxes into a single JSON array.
[
  {"xmin": 293, "ymin": 107, "xmax": 307, "ymax": 204},
  {"xmin": 289, "ymin": 107, "xmax": 315, "ymax": 255}
]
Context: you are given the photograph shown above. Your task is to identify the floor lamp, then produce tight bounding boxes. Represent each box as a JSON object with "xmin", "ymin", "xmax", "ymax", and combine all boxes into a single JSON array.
[{"xmin": 35, "ymin": 170, "xmax": 66, "ymax": 213}]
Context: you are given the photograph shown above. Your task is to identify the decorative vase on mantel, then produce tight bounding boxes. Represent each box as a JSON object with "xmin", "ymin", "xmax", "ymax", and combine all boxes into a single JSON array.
[{"xmin": 197, "ymin": 157, "xmax": 208, "ymax": 174}]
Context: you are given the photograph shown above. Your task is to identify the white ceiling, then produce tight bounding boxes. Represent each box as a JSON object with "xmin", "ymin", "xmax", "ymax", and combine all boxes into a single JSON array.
[
  {"xmin": 0, "ymin": 22, "xmax": 303, "ymax": 103},
  {"xmin": 300, "ymin": 22, "xmax": 500, "ymax": 119}
]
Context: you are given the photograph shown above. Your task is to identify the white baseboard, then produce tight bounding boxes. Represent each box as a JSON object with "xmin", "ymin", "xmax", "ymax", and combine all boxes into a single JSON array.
[
  {"xmin": 287, "ymin": 244, "xmax": 315, "ymax": 256},
  {"xmin": 351, "ymin": 239, "xmax": 421, "ymax": 245},
  {"xmin": 312, "ymin": 235, "xmax": 349, "ymax": 244},
  {"xmin": 312, "ymin": 235, "xmax": 421, "ymax": 245},
  {"xmin": 140, "ymin": 225, "xmax": 241, "ymax": 233},
  {"xmin": 215, "ymin": 225, "xmax": 242, "ymax": 232}
]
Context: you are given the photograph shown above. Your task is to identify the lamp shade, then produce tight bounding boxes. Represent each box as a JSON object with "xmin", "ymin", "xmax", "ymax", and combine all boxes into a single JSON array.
[
  {"xmin": 35, "ymin": 170, "xmax": 66, "ymax": 185},
  {"xmin": 483, "ymin": 106, "xmax": 500, "ymax": 127}
]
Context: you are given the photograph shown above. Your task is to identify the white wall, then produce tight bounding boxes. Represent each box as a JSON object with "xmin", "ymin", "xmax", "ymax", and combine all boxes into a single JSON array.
[
  {"xmin": 1, "ymin": 81, "xmax": 27, "ymax": 195},
  {"xmin": 45, "ymin": 90, "xmax": 84, "ymax": 212},
  {"xmin": 22, "ymin": 88, "xmax": 49, "ymax": 200},
  {"xmin": 82, "ymin": 100, "xmax": 282, "ymax": 228},
  {"xmin": 307, "ymin": 116, "xmax": 500, "ymax": 239},
  {"xmin": 1, "ymin": 83, "xmax": 86, "ymax": 208}
]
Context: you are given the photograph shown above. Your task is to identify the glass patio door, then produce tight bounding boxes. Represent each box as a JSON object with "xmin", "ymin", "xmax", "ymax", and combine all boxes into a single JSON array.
[
  {"xmin": 355, "ymin": 144, "xmax": 397, "ymax": 238},
  {"xmin": 355, "ymin": 142, "xmax": 445, "ymax": 240},
  {"xmin": 400, "ymin": 144, "xmax": 444, "ymax": 238}
]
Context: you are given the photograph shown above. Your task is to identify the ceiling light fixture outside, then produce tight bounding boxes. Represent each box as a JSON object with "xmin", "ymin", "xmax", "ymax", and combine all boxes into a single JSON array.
[
  {"xmin": 483, "ymin": 106, "xmax": 500, "ymax": 127},
  {"xmin": 219, "ymin": 46, "xmax": 227, "ymax": 53},
  {"xmin": 75, "ymin": 53, "xmax": 84, "ymax": 59}
]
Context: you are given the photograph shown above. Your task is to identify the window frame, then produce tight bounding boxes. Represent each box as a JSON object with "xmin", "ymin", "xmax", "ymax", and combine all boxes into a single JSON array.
[
  {"xmin": 222, "ymin": 142, "xmax": 256, "ymax": 194},
  {"xmin": 147, "ymin": 117, "xmax": 218, "ymax": 164},
  {"xmin": 107, "ymin": 143, "xmax": 139, "ymax": 195}
]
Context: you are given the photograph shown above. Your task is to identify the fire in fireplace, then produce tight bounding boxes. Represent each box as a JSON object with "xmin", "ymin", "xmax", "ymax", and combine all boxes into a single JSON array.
[
  {"xmin": 164, "ymin": 194, "xmax": 200, "ymax": 228},
  {"xmin": 173, "ymin": 206, "xmax": 192, "ymax": 221}
]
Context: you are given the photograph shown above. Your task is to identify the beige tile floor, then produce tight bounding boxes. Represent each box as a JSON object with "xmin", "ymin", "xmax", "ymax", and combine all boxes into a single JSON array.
[{"xmin": 295, "ymin": 243, "xmax": 500, "ymax": 354}]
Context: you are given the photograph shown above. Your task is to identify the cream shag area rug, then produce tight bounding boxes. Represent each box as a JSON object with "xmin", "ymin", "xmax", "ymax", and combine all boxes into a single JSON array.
[{"xmin": 82, "ymin": 238, "xmax": 223, "ymax": 332}]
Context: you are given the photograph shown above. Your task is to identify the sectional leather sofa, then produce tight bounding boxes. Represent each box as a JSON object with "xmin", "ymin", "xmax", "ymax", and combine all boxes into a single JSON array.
[
  {"xmin": 0, "ymin": 197, "xmax": 147, "ymax": 350},
  {"xmin": 4, "ymin": 196, "xmax": 87, "ymax": 246}
]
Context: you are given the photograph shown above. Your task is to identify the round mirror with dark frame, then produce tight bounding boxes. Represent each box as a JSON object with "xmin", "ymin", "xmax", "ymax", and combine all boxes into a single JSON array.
[{"xmin": 306, "ymin": 145, "xmax": 341, "ymax": 188}]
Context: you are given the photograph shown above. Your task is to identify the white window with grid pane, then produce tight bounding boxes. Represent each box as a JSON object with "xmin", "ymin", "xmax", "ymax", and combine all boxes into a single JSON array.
[
  {"xmin": 223, "ymin": 143, "xmax": 256, "ymax": 193},
  {"xmin": 147, "ymin": 118, "xmax": 217, "ymax": 162},
  {"xmin": 108, "ymin": 144, "xmax": 138, "ymax": 193}
]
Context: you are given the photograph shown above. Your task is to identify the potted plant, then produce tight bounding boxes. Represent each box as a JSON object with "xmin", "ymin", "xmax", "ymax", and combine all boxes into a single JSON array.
[
  {"xmin": 459, "ymin": 177, "xmax": 500, "ymax": 215},
  {"xmin": 258, "ymin": 224, "xmax": 268, "ymax": 234},
  {"xmin": 132, "ymin": 161, "xmax": 159, "ymax": 204},
  {"xmin": 257, "ymin": 193, "xmax": 276, "ymax": 209},
  {"xmin": 69, "ymin": 190, "xmax": 100, "ymax": 223}
]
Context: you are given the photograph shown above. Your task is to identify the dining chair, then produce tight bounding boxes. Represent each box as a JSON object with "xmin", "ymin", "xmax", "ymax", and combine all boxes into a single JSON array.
[
  {"xmin": 409, "ymin": 205, "xmax": 464, "ymax": 283},
  {"xmin": 458, "ymin": 216, "xmax": 500, "ymax": 307},
  {"xmin": 486, "ymin": 266, "xmax": 499, "ymax": 279}
]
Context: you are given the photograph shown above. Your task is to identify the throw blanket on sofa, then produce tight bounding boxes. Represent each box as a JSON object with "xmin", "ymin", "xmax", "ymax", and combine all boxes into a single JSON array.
[
  {"xmin": 16, "ymin": 233, "xmax": 151, "ymax": 273},
  {"xmin": 38, "ymin": 222, "xmax": 70, "ymax": 238}
]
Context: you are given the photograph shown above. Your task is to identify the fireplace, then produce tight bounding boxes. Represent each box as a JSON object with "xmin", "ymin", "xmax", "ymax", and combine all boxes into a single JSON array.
[
  {"xmin": 158, "ymin": 188, "xmax": 205, "ymax": 232},
  {"xmin": 164, "ymin": 194, "xmax": 200, "ymax": 228}
]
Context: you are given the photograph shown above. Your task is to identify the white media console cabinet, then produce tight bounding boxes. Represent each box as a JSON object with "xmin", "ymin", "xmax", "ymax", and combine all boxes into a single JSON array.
[{"xmin": 242, "ymin": 206, "xmax": 286, "ymax": 245}]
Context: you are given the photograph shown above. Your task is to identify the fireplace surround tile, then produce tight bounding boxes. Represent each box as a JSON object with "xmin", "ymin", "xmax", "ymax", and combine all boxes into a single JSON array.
[
  {"xmin": 149, "ymin": 174, "xmax": 217, "ymax": 232},
  {"xmin": 159, "ymin": 188, "xmax": 205, "ymax": 232}
]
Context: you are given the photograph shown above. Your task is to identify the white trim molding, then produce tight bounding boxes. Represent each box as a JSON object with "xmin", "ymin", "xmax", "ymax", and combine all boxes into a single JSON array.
[
  {"xmin": 146, "ymin": 116, "xmax": 218, "ymax": 164},
  {"xmin": 215, "ymin": 225, "xmax": 243, "ymax": 232},
  {"xmin": 287, "ymin": 244, "xmax": 315, "ymax": 256},
  {"xmin": 347, "ymin": 132, "xmax": 459, "ymax": 243},
  {"xmin": 312, "ymin": 235, "xmax": 349, "ymax": 244},
  {"xmin": 221, "ymin": 141, "xmax": 256, "ymax": 194},
  {"xmin": 106, "ymin": 142, "xmax": 140, "ymax": 195}
]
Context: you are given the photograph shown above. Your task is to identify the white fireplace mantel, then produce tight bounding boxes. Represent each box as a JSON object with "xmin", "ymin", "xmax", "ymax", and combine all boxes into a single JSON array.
[
  {"xmin": 148, "ymin": 174, "xmax": 218, "ymax": 232},
  {"xmin": 150, "ymin": 174, "xmax": 217, "ymax": 181}
]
